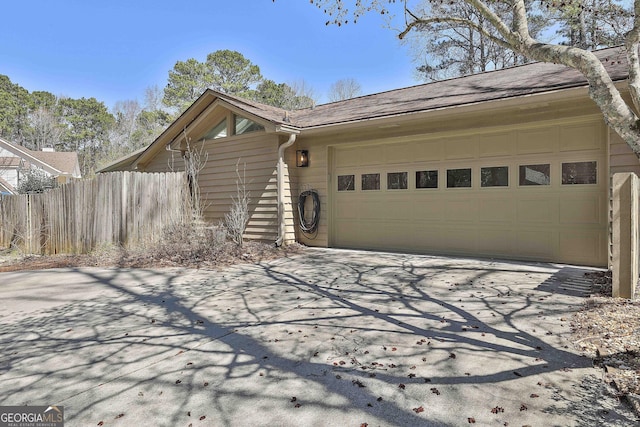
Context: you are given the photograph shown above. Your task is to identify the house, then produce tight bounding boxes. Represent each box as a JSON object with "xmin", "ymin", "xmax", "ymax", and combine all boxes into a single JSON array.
[
  {"xmin": 0, "ymin": 137, "xmax": 82, "ymax": 194},
  {"xmin": 99, "ymin": 46, "xmax": 640, "ymax": 268}
]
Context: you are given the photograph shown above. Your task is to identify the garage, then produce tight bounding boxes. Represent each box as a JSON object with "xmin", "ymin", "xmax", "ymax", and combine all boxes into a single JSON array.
[{"xmin": 330, "ymin": 118, "xmax": 608, "ymax": 266}]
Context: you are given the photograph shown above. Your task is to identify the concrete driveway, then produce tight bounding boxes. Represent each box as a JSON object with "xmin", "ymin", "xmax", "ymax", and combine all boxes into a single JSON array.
[{"xmin": 0, "ymin": 248, "xmax": 636, "ymax": 426}]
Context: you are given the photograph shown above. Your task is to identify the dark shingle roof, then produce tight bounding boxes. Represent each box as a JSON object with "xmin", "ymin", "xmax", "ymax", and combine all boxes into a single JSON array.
[{"xmin": 286, "ymin": 46, "xmax": 628, "ymax": 128}]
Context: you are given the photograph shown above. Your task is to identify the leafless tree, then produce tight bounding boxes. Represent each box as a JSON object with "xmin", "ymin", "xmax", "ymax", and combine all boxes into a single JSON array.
[
  {"xmin": 327, "ymin": 78, "xmax": 363, "ymax": 101},
  {"xmin": 225, "ymin": 160, "xmax": 250, "ymax": 247},
  {"xmin": 308, "ymin": 0, "xmax": 640, "ymax": 159}
]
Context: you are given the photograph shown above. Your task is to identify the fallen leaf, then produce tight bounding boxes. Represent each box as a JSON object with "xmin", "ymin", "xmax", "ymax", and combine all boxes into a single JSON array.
[
  {"xmin": 392, "ymin": 347, "xmax": 397, "ymax": 351},
  {"xmin": 294, "ymin": 403, "xmax": 301, "ymax": 408},
  {"xmin": 467, "ymin": 418, "xmax": 476, "ymax": 424},
  {"xmin": 408, "ymin": 373, "xmax": 416, "ymax": 378},
  {"xmin": 115, "ymin": 413, "xmax": 125, "ymax": 419},
  {"xmin": 97, "ymin": 422, "xmax": 104, "ymax": 426},
  {"xmin": 430, "ymin": 387, "xmax": 440, "ymax": 395},
  {"xmin": 449, "ymin": 353, "xmax": 456, "ymax": 359},
  {"xmin": 377, "ymin": 397, "xmax": 383, "ymax": 402},
  {"xmin": 520, "ymin": 404, "xmax": 528, "ymax": 411},
  {"xmin": 203, "ymin": 382, "xmax": 209, "ymax": 387},
  {"xmin": 199, "ymin": 415, "xmax": 206, "ymax": 420},
  {"xmin": 530, "ymin": 393, "xmax": 539, "ymax": 398},
  {"xmin": 291, "ymin": 397, "xmax": 297, "ymax": 402},
  {"xmin": 398, "ymin": 383, "xmax": 406, "ymax": 389},
  {"xmin": 413, "ymin": 406, "xmax": 424, "ymax": 413},
  {"xmin": 175, "ymin": 380, "xmax": 182, "ymax": 384},
  {"xmin": 491, "ymin": 406, "xmax": 504, "ymax": 414},
  {"xmin": 352, "ymin": 380, "xmax": 366, "ymax": 388},
  {"xmin": 360, "ymin": 424, "xmax": 368, "ymax": 427}
]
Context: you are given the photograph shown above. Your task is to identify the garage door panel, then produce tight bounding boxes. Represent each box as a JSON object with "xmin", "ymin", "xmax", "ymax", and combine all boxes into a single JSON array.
[
  {"xmin": 517, "ymin": 128, "xmax": 557, "ymax": 154},
  {"xmin": 445, "ymin": 137, "xmax": 477, "ymax": 159},
  {"xmin": 379, "ymin": 200, "xmax": 413, "ymax": 220},
  {"xmin": 414, "ymin": 141, "xmax": 443, "ymax": 161},
  {"xmin": 360, "ymin": 146, "xmax": 385, "ymax": 166},
  {"xmin": 517, "ymin": 198, "xmax": 556, "ymax": 223},
  {"xmin": 335, "ymin": 200, "xmax": 358, "ymax": 220},
  {"xmin": 560, "ymin": 122, "xmax": 601, "ymax": 151},
  {"xmin": 413, "ymin": 199, "xmax": 444, "ymax": 221},
  {"xmin": 440, "ymin": 228, "xmax": 477, "ymax": 252},
  {"xmin": 559, "ymin": 195, "xmax": 602, "ymax": 224},
  {"xmin": 479, "ymin": 132, "xmax": 514, "ymax": 157},
  {"xmin": 477, "ymin": 229, "xmax": 515, "ymax": 255},
  {"xmin": 445, "ymin": 199, "xmax": 478, "ymax": 222},
  {"xmin": 478, "ymin": 198, "xmax": 515, "ymax": 223},
  {"xmin": 516, "ymin": 230, "xmax": 554, "ymax": 258},
  {"xmin": 335, "ymin": 148, "xmax": 360, "ymax": 167},
  {"xmin": 559, "ymin": 230, "xmax": 604, "ymax": 263}
]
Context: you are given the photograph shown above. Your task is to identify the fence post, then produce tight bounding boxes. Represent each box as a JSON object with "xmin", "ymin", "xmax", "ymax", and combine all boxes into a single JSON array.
[{"xmin": 612, "ymin": 172, "xmax": 639, "ymax": 299}]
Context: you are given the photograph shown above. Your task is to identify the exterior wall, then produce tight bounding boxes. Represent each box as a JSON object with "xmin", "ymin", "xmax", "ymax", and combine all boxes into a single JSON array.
[
  {"xmin": 142, "ymin": 132, "xmax": 281, "ymax": 242},
  {"xmin": 293, "ymin": 97, "xmax": 607, "ymax": 255},
  {"xmin": 609, "ymin": 129, "xmax": 640, "ymax": 175},
  {"xmin": 0, "ymin": 168, "xmax": 18, "ymax": 189}
]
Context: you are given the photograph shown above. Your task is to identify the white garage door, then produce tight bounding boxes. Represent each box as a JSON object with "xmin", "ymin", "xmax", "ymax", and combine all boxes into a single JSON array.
[{"xmin": 330, "ymin": 120, "xmax": 608, "ymax": 266}]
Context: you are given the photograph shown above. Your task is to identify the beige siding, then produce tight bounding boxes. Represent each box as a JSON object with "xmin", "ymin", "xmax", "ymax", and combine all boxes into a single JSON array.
[
  {"xmin": 142, "ymin": 132, "xmax": 280, "ymax": 242},
  {"xmin": 609, "ymin": 129, "xmax": 640, "ymax": 175}
]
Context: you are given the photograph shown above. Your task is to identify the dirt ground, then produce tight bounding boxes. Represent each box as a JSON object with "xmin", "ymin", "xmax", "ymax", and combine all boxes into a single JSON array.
[
  {"xmin": 1, "ymin": 248, "xmax": 638, "ymax": 410},
  {"xmin": 570, "ymin": 271, "xmax": 640, "ymax": 406}
]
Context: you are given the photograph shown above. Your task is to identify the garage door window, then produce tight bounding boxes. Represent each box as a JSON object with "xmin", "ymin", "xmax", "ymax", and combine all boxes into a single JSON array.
[
  {"xmin": 481, "ymin": 166, "xmax": 509, "ymax": 187},
  {"xmin": 337, "ymin": 175, "xmax": 355, "ymax": 191},
  {"xmin": 416, "ymin": 170, "xmax": 438, "ymax": 189},
  {"xmin": 447, "ymin": 168, "xmax": 471, "ymax": 188},
  {"xmin": 387, "ymin": 172, "xmax": 408, "ymax": 190},
  {"xmin": 362, "ymin": 173, "xmax": 381, "ymax": 190},
  {"xmin": 519, "ymin": 164, "xmax": 550, "ymax": 186},
  {"xmin": 562, "ymin": 161, "xmax": 597, "ymax": 185}
]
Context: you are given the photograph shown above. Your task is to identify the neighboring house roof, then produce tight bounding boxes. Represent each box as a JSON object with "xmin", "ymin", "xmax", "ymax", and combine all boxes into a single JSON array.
[
  {"xmin": 99, "ymin": 45, "xmax": 628, "ymax": 172},
  {"xmin": 29, "ymin": 150, "xmax": 81, "ymax": 176},
  {"xmin": 0, "ymin": 176, "xmax": 15, "ymax": 195},
  {"xmin": 0, "ymin": 137, "xmax": 81, "ymax": 178}
]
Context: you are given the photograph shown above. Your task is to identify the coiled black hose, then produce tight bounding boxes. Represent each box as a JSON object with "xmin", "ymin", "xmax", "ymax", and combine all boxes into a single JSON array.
[{"xmin": 298, "ymin": 190, "xmax": 320, "ymax": 234}]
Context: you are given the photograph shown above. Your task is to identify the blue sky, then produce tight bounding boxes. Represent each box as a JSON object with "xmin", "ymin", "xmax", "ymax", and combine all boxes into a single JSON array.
[{"xmin": 0, "ymin": 0, "xmax": 416, "ymax": 109}]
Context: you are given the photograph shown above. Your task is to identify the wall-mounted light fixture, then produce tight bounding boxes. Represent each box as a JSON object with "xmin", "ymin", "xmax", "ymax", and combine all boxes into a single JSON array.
[{"xmin": 296, "ymin": 150, "xmax": 309, "ymax": 167}]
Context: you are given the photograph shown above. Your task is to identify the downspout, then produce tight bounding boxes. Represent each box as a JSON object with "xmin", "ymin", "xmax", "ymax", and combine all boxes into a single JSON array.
[{"xmin": 275, "ymin": 133, "xmax": 297, "ymax": 246}]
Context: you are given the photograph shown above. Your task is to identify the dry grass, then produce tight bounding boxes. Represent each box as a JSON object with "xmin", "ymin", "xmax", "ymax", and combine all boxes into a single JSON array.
[{"xmin": 0, "ymin": 223, "xmax": 304, "ymax": 272}]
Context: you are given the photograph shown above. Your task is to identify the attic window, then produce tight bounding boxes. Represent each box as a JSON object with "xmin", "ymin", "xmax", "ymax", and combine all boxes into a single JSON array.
[
  {"xmin": 234, "ymin": 115, "xmax": 264, "ymax": 135},
  {"xmin": 203, "ymin": 118, "xmax": 227, "ymax": 140}
]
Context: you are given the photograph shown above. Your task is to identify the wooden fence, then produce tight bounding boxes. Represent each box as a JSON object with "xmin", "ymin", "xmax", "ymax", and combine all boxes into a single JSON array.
[{"xmin": 0, "ymin": 171, "xmax": 191, "ymax": 254}]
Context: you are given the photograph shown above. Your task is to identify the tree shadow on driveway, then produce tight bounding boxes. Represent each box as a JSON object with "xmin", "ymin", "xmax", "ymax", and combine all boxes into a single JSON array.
[{"xmin": 0, "ymin": 249, "xmax": 635, "ymax": 426}]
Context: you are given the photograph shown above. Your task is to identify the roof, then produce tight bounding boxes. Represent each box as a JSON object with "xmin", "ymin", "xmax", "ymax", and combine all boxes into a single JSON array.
[
  {"xmin": 0, "ymin": 138, "xmax": 81, "ymax": 178},
  {"xmin": 99, "ymin": 46, "xmax": 629, "ymax": 172},
  {"xmin": 29, "ymin": 151, "xmax": 80, "ymax": 176},
  {"xmin": 288, "ymin": 46, "xmax": 628, "ymax": 128},
  {"xmin": 0, "ymin": 157, "xmax": 20, "ymax": 167}
]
